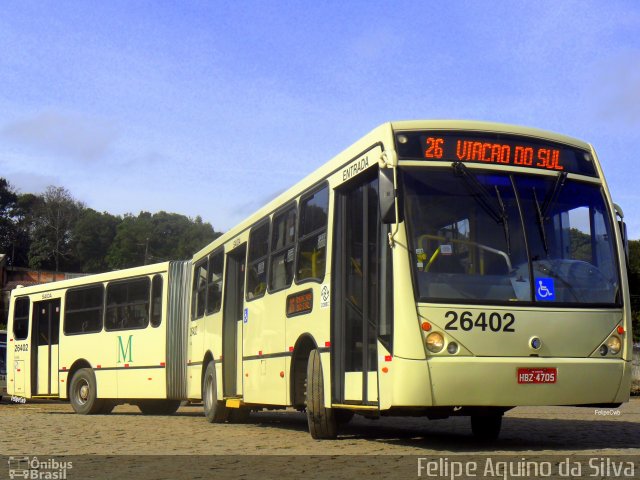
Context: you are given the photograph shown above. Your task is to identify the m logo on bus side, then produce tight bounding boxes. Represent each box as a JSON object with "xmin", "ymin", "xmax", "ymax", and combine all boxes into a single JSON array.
[{"xmin": 117, "ymin": 335, "xmax": 133, "ymax": 363}]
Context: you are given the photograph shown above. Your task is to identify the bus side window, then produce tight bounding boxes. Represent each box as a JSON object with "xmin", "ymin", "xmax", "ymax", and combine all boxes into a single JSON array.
[
  {"xmin": 192, "ymin": 261, "xmax": 207, "ymax": 319},
  {"xmin": 150, "ymin": 274, "xmax": 163, "ymax": 328},
  {"xmin": 105, "ymin": 277, "xmax": 150, "ymax": 331},
  {"xmin": 206, "ymin": 251, "xmax": 224, "ymax": 314},
  {"xmin": 296, "ymin": 185, "xmax": 329, "ymax": 282},
  {"xmin": 269, "ymin": 204, "xmax": 296, "ymax": 292},
  {"xmin": 65, "ymin": 285, "xmax": 104, "ymax": 335},
  {"xmin": 247, "ymin": 220, "xmax": 270, "ymax": 300},
  {"xmin": 13, "ymin": 297, "xmax": 30, "ymax": 340}
]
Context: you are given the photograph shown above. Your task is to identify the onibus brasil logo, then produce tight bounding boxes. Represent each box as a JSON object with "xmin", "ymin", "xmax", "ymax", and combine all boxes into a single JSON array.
[{"xmin": 8, "ymin": 456, "xmax": 73, "ymax": 479}]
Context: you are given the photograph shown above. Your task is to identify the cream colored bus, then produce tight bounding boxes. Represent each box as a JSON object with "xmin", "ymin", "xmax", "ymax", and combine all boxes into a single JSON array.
[
  {"xmin": 189, "ymin": 120, "xmax": 632, "ymax": 440},
  {"xmin": 7, "ymin": 121, "xmax": 633, "ymax": 440},
  {"xmin": 6, "ymin": 262, "xmax": 191, "ymax": 414}
]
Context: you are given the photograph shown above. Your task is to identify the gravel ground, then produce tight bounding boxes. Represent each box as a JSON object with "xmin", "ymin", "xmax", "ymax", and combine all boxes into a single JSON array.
[{"xmin": 1, "ymin": 398, "xmax": 638, "ymax": 479}]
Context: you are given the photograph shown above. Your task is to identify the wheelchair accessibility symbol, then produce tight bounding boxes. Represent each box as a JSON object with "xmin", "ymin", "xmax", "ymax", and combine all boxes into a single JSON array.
[{"xmin": 535, "ymin": 278, "xmax": 555, "ymax": 301}]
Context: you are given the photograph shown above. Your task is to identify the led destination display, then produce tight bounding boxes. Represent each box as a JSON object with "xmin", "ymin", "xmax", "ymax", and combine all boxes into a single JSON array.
[{"xmin": 395, "ymin": 131, "xmax": 597, "ymax": 176}]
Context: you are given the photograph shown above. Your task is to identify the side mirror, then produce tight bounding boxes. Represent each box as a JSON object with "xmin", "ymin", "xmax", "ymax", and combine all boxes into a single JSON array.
[
  {"xmin": 619, "ymin": 220, "xmax": 629, "ymax": 262},
  {"xmin": 379, "ymin": 168, "xmax": 403, "ymax": 224},
  {"xmin": 614, "ymin": 203, "xmax": 629, "ymax": 263}
]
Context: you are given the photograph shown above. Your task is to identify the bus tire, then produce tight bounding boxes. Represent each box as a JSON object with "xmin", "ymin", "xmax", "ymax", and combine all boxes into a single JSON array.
[
  {"xmin": 471, "ymin": 414, "xmax": 502, "ymax": 441},
  {"xmin": 138, "ymin": 400, "xmax": 181, "ymax": 415},
  {"xmin": 306, "ymin": 349, "xmax": 337, "ymax": 439},
  {"xmin": 69, "ymin": 368, "xmax": 104, "ymax": 415},
  {"xmin": 203, "ymin": 361, "xmax": 227, "ymax": 423}
]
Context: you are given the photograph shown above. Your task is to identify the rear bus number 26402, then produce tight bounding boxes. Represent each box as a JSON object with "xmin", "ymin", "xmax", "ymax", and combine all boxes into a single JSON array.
[{"xmin": 444, "ymin": 311, "xmax": 515, "ymax": 332}]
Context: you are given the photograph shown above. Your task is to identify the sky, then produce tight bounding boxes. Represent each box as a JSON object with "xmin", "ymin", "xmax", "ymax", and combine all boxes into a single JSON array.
[{"xmin": 1, "ymin": 1, "xmax": 639, "ymax": 238}]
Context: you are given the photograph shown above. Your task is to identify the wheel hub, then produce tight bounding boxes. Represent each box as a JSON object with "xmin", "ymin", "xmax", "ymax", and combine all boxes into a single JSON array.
[{"xmin": 79, "ymin": 383, "xmax": 89, "ymax": 402}]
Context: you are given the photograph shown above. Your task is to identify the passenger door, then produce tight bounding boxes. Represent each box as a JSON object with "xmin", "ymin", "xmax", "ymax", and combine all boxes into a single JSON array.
[
  {"xmin": 332, "ymin": 173, "xmax": 381, "ymax": 405},
  {"xmin": 31, "ymin": 299, "xmax": 60, "ymax": 396},
  {"xmin": 222, "ymin": 244, "xmax": 246, "ymax": 397}
]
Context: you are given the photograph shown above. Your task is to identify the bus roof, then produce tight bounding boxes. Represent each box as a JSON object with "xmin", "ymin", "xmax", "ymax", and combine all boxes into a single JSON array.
[
  {"xmin": 9, "ymin": 261, "xmax": 172, "ymax": 298},
  {"xmin": 193, "ymin": 120, "xmax": 593, "ymax": 260}
]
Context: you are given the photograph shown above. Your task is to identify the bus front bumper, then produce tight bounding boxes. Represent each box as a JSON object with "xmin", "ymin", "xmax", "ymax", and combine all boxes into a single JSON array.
[
  {"xmin": 388, "ymin": 356, "xmax": 631, "ymax": 408},
  {"xmin": 429, "ymin": 356, "xmax": 630, "ymax": 406}
]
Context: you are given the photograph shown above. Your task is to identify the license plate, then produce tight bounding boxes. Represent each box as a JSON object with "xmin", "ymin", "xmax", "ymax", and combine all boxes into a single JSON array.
[{"xmin": 517, "ymin": 368, "xmax": 557, "ymax": 384}]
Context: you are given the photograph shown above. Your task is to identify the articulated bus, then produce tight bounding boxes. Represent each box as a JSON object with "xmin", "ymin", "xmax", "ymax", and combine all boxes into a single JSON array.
[
  {"xmin": 6, "ymin": 262, "xmax": 191, "ymax": 414},
  {"xmin": 7, "ymin": 121, "xmax": 633, "ymax": 439}
]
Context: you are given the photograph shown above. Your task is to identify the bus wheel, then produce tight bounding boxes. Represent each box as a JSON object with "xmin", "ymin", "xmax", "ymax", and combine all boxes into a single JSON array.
[
  {"xmin": 306, "ymin": 349, "xmax": 337, "ymax": 439},
  {"xmin": 138, "ymin": 400, "xmax": 181, "ymax": 415},
  {"xmin": 69, "ymin": 368, "xmax": 104, "ymax": 415},
  {"xmin": 203, "ymin": 361, "xmax": 228, "ymax": 423},
  {"xmin": 471, "ymin": 414, "xmax": 502, "ymax": 441}
]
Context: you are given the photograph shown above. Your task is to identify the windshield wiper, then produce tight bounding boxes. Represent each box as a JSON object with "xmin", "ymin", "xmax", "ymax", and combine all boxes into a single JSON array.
[
  {"xmin": 532, "ymin": 187, "xmax": 549, "ymax": 255},
  {"xmin": 532, "ymin": 171, "xmax": 568, "ymax": 256},
  {"xmin": 494, "ymin": 185, "xmax": 511, "ymax": 255},
  {"xmin": 542, "ymin": 171, "xmax": 568, "ymax": 216},
  {"xmin": 452, "ymin": 162, "xmax": 511, "ymax": 254}
]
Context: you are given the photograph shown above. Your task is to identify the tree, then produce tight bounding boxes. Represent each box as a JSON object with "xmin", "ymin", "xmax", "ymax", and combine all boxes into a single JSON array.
[
  {"xmin": 148, "ymin": 211, "xmax": 219, "ymax": 262},
  {"xmin": 1, "ymin": 181, "xmax": 220, "ymax": 274},
  {"xmin": 72, "ymin": 209, "xmax": 120, "ymax": 273},
  {"xmin": 628, "ymin": 240, "xmax": 640, "ymax": 341},
  {"xmin": 147, "ymin": 211, "xmax": 194, "ymax": 262},
  {"xmin": 106, "ymin": 213, "xmax": 154, "ymax": 269},
  {"xmin": 106, "ymin": 211, "xmax": 220, "ymax": 269},
  {"xmin": 0, "ymin": 178, "xmax": 18, "ymax": 259},
  {"xmin": 28, "ymin": 186, "xmax": 84, "ymax": 272},
  {"xmin": 176, "ymin": 215, "xmax": 221, "ymax": 259},
  {"xmin": 628, "ymin": 240, "xmax": 640, "ymax": 293},
  {"xmin": 9, "ymin": 193, "xmax": 44, "ymax": 267},
  {"xmin": 569, "ymin": 228, "xmax": 592, "ymax": 262}
]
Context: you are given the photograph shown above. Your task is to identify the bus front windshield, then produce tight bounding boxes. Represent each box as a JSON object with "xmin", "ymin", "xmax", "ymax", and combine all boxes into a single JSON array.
[{"xmin": 404, "ymin": 167, "xmax": 620, "ymax": 306}]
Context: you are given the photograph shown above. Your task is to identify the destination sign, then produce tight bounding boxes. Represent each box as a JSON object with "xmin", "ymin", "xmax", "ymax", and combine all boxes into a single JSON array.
[
  {"xmin": 395, "ymin": 131, "xmax": 596, "ymax": 176},
  {"xmin": 286, "ymin": 289, "xmax": 313, "ymax": 317}
]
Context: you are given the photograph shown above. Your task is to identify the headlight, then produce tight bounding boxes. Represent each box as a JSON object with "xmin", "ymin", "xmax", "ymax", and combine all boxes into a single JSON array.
[
  {"xmin": 426, "ymin": 332, "xmax": 445, "ymax": 353},
  {"xmin": 606, "ymin": 336, "xmax": 621, "ymax": 355}
]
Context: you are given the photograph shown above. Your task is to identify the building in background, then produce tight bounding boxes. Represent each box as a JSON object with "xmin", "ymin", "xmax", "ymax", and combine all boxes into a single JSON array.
[{"xmin": 0, "ymin": 253, "xmax": 85, "ymax": 325}]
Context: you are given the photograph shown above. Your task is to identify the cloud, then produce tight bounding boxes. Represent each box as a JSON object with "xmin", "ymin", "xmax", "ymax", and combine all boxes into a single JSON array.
[
  {"xmin": 2, "ymin": 111, "xmax": 118, "ymax": 161},
  {"xmin": 3, "ymin": 171, "xmax": 61, "ymax": 195},
  {"xmin": 596, "ymin": 53, "xmax": 640, "ymax": 124},
  {"xmin": 231, "ymin": 188, "xmax": 286, "ymax": 217}
]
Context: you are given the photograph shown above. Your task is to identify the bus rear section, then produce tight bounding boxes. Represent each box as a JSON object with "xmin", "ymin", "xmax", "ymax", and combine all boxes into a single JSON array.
[
  {"xmin": 380, "ymin": 125, "xmax": 632, "ymax": 437},
  {"xmin": 6, "ymin": 261, "xmax": 192, "ymax": 414}
]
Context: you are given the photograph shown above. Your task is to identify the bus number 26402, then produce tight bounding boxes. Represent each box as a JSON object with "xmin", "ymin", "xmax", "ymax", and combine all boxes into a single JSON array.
[{"xmin": 444, "ymin": 311, "xmax": 515, "ymax": 332}]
